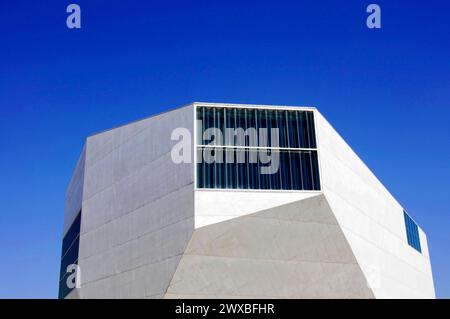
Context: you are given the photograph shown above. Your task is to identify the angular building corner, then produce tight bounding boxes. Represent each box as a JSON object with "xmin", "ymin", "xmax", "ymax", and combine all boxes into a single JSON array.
[{"xmin": 59, "ymin": 102, "xmax": 435, "ymax": 299}]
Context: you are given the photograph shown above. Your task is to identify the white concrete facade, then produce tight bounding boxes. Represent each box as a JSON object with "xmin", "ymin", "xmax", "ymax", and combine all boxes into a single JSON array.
[
  {"xmin": 315, "ymin": 111, "xmax": 435, "ymax": 298},
  {"xmin": 60, "ymin": 102, "xmax": 435, "ymax": 299}
]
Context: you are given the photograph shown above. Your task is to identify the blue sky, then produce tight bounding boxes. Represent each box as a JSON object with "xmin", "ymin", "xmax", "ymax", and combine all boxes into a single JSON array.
[{"xmin": 0, "ymin": 0, "xmax": 449, "ymax": 298}]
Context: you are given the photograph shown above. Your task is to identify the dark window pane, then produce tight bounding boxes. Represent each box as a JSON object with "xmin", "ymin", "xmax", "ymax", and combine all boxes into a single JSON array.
[
  {"xmin": 287, "ymin": 111, "xmax": 299, "ymax": 148},
  {"xmin": 59, "ymin": 211, "xmax": 81, "ymax": 299},
  {"xmin": 59, "ymin": 236, "xmax": 79, "ymax": 281},
  {"xmin": 61, "ymin": 213, "xmax": 81, "ymax": 257},
  {"xmin": 196, "ymin": 149, "xmax": 320, "ymax": 191},
  {"xmin": 307, "ymin": 112, "xmax": 317, "ymax": 148},
  {"xmin": 404, "ymin": 211, "xmax": 421, "ymax": 253}
]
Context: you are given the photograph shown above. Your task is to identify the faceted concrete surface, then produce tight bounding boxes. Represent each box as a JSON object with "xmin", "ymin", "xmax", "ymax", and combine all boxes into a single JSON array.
[
  {"xmin": 165, "ymin": 195, "xmax": 374, "ymax": 299},
  {"xmin": 74, "ymin": 105, "xmax": 195, "ymax": 298},
  {"xmin": 195, "ymin": 190, "xmax": 319, "ymax": 228},
  {"xmin": 315, "ymin": 110, "xmax": 435, "ymax": 298}
]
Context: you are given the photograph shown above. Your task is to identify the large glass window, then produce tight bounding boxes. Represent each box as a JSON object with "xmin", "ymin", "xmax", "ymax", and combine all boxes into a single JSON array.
[
  {"xmin": 404, "ymin": 211, "xmax": 421, "ymax": 253},
  {"xmin": 58, "ymin": 211, "xmax": 81, "ymax": 299},
  {"xmin": 196, "ymin": 106, "xmax": 320, "ymax": 191}
]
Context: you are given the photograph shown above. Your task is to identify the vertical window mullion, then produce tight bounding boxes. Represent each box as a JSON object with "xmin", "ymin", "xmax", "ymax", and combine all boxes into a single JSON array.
[
  {"xmin": 204, "ymin": 148, "xmax": 209, "ymax": 188},
  {"xmin": 296, "ymin": 111, "xmax": 301, "ymax": 149},
  {"xmin": 197, "ymin": 107, "xmax": 202, "ymax": 145},
  {"xmin": 302, "ymin": 151, "xmax": 308, "ymax": 190},
  {"xmin": 265, "ymin": 110, "xmax": 271, "ymax": 189},
  {"xmin": 309, "ymin": 112, "xmax": 317, "ymax": 148},
  {"xmin": 280, "ymin": 151, "xmax": 287, "ymax": 189},
  {"xmin": 235, "ymin": 109, "xmax": 239, "ymax": 188},
  {"xmin": 245, "ymin": 109, "xmax": 250, "ymax": 189},
  {"xmin": 223, "ymin": 109, "xmax": 227, "ymax": 188},
  {"xmin": 288, "ymin": 151, "xmax": 294, "ymax": 190},
  {"xmin": 202, "ymin": 148, "xmax": 206, "ymax": 188},
  {"xmin": 313, "ymin": 151, "xmax": 320, "ymax": 190},
  {"xmin": 254, "ymin": 109, "xmax": 261, "ymax": 189},
  {"xmin": 212, "ymin": 108, "xmax": 217, "ymax": 188},
  {"xmin": 196, "ymin": 149, "xmax": 201, "ymax": 188},
  {"xmin": 308, "ymin": 151, "xmax": 315, "ymax": 190},
  {"xmin": 284, "ymin": 111, "xmax": 289, "ymax": 148},
  {"xmin": 305, "ymin": 111, "xmax": 312, "ymax": 148}
]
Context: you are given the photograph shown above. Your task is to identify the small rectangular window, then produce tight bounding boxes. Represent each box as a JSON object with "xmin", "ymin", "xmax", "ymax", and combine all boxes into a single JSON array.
[{"xmin": 404, "ymin": 211, "xmax": 421, "ymax": 253}]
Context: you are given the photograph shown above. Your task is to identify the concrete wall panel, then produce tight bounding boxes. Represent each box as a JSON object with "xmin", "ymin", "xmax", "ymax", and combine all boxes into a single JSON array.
[
  {"xmin": 167, "ymin": 195, "xmax": 374, "ymax": 299},
  {"xmin": 76, "ymin": 105, "xmax": 195, "ymax": 298},
  {"xmin": 315, "ymin": 110, "xmax": 435, "ymax": 298},
  {"xmin": 195, "ymin": 190, "xmax": 320, "ymax": 228}
]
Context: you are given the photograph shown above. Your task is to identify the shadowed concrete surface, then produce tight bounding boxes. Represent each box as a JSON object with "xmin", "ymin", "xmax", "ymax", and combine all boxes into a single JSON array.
[
  {"xmin": 74, "ymin": 105, "xmax": 195, "ymax": 298},
  {"xmin": 165, "ymin": 195, "xmax": 374, "ymax": 298}
]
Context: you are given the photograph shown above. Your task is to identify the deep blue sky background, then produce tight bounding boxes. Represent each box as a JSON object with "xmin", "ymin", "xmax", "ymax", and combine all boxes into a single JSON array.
[{"xmin": 0, "ymin": 0, "xmax": 449, "ymax": 298}]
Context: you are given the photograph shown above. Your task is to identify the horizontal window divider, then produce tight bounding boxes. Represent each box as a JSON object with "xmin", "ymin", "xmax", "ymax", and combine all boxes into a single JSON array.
[
  {"xmin": 196, "ymin": 145, "xmax": 318, "ymax": 151},
  {"xmin": 195, "ymin": 188, "xmax": 322, "ymax": 193}
]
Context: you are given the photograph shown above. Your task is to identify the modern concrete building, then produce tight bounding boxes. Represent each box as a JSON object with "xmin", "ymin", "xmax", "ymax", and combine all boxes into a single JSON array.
[{"xmin": 59, "ymin": 102, "xmax": 435, "ymax": 299}]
